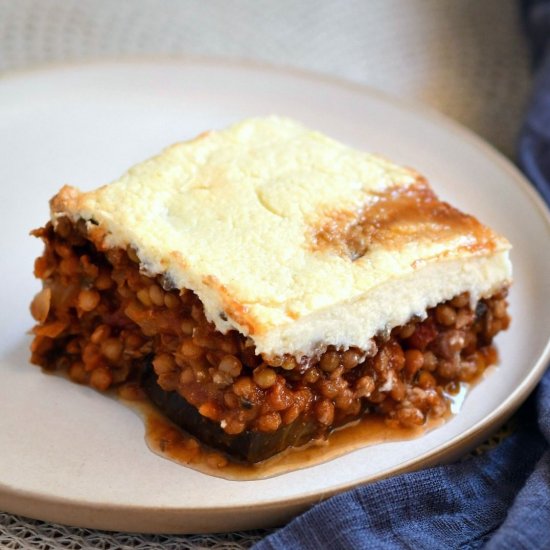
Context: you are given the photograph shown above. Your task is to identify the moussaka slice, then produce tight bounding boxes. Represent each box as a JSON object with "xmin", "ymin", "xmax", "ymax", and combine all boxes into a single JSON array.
[{"xmin": 30, "ymin": 116, "xmax": 512, "ymax": 464}]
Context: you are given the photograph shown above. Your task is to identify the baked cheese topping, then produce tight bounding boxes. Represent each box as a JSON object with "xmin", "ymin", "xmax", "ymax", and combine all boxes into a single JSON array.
[{"xmin": 51, "ymin": 116, "xmax": 512, "ymax": 358}]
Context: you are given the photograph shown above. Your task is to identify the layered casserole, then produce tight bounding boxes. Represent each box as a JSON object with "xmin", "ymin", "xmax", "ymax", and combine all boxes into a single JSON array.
[{"xmin": 30, "ymin": 117, "xmax": 512, "ymax": 463}]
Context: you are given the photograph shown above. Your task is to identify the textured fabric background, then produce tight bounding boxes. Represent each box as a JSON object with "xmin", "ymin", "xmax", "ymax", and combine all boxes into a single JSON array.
[
  {"xmin": 0, "ymin": 0, "xmax": 531, "ymax": 156},
  {"xmin": 0, "ymin": 0, "xmax": 533, "ymax": 548}
]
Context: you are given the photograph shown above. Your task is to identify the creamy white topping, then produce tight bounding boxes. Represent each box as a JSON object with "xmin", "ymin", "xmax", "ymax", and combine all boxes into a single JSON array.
[{"xmin": 51, "ymin": 116, "xmax": 512, "ymax": 358}]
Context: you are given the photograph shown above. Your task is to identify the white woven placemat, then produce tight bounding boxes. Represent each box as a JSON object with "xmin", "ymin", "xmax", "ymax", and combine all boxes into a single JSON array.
[{"xmin": 0, "ymin": 0, "xmax": 531, "ymax": 547}]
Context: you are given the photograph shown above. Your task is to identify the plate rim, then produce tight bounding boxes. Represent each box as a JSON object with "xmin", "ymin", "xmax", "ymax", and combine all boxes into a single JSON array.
[{"xmin": 1, "ymin": 56, "xmax": 550, "ymax": 530}]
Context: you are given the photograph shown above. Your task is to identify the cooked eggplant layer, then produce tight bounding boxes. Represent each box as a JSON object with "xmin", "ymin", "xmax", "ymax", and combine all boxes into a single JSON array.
[{"xmin": 142, "ymin": 360, "xmax": 325, "ymax": 463}]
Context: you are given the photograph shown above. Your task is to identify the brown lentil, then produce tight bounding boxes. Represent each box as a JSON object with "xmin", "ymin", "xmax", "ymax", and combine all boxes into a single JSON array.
[
  {"xmin": 164, "ymin": 293, "xmax": 180, "ymax": 309},
  {"xmin": 137, "ymin": 288, "xmax": 153, "ymax": 307},
  {"xmin": 423, "ymin": 351, "xmax": 437, "ymax": 371},
  {"xmin": 179, "ymin": 368, "xmax": 194, "ymax": 385},
  {"xmin": 180, "ymin": 319, "xmax": 195, "ymax": 335},
  {"xmin": 77, "ymin": 289, "xmax": 100, "ymax": 312},
  {"xmin": 404, "ymin": 349, "xmax": 424, "ymax": 377},
  {"xmin": 320, "ymin": 351, "xmax": 340, "ymax": 372},
  {"xmin": 148, "ymin": 284, "xmax": 165, "ymax": 307},
  {"xmin": 281, "ymin": 357, "xmax": 297, "ymax": 371},
  {"xmin": 342, "ymin": 349, "xmax": 362, "ymax": 370},
  {"xmin": 198, "ymin": 402, "xmax": 220, "ymax": 421},
  {"xmin": 100, "ymin": 338, "xmax": 123, "ymax": 362},
  {"xmin": 90, "ymin": 367, "xmax": 113, "ymax": 391},
  {"xmin": 451, "ymin": 293, "xmax": 470, "ymax": 308},
  {"xmin": 355, "ymin": 375, "xmax": 375, "ymax": 398},
  {"xmin": 218, "ymin": 355, "xmax": 242, "ymax": 377},
  {"xmin": 224, "ymin": 419, "xmax": 245, "ymax": 435},
  {"xmin": 180, "ymin": 338, "xmax": 203, "ymax": 359},
  {"xmin": 233, "ymin": 377, "xmax": 257, "ymax": 400},
  {"xmin": 417, "ymin": 371, "xmax": 437, "ymax": 389},
  {"xmin": 95, "ymin": 271, "xmax": 113, "ymax": 290},
  {"xmin": 266, "ymin": 383, "xmax": 293, "ymax": 411},
  {"xmin": 390, "ymin": 379, "xmax": 406, "ymax": 401},
  {"xmin": 153, "ymin": 353, "xmax": 176, "ymax": 375},
  {"xmin": 399, "ymin": 323, "xmax": 416, "ymax": 339},
  {"xmin": 303, "ymin": 367, "xmax": 321, "ymax": 384},
  {"xmin": 253, "ymin": 367, "xmax": 277, "ymax": 389},
  {"xmin": 396, "ymin": 407, "xmax": 424, "ymax": 427},
  {"xmin": 282, "ymin": 404, "xmax": 301, "ymax": 425},
  {"xmin": 30, "ymin": 287, "xmax": 51, "ymax": 323},
  {"xmin": 68, "ymin": 361, "xmax": 87, "ymax": 384},
  {"xmin": 315, "ymin": 399, "xmax": 335, "ymax": 426},
  {"xmin": 90, "ymin": 324, "xmax": 111, "ymax": 344},
  {"xmin": 436, "ymin": 305, "xmax": 457, "ymax": 326},
  {"xmin": 256, "ymin": 411, "xmax": 282, "ymax": 432}
]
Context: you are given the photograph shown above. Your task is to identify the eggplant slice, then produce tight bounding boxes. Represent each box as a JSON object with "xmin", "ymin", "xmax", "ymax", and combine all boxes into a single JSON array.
[{"xmin": 141, "ymin": 360, "xmax": 324, "ymax": 463}]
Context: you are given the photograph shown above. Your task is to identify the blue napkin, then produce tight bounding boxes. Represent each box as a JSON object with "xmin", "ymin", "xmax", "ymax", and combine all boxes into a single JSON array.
[
  {"xmin": 254, "ymin": 3, "xmax": 550, "ymax": 548},
  {"xmin": 519, "ymin": 0, "xmax": 550, "ymax": 206}
]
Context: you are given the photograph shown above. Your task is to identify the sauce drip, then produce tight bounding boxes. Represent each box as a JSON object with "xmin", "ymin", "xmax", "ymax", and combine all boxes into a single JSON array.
[{"xmin": 120, "ymin": 376, "xmax": 479, "ymax": 481}]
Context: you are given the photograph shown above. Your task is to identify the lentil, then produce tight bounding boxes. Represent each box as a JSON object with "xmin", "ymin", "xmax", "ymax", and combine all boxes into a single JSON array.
[
  {"xmin": 315, "ymin": 399, "xmax": 335, "ymax": 425},
  {"xmin": 404, "ymin": 349, "xmax": 424, "ymax": 377},
  {"xmin": 342, "ymin": 349, "xmax": 362, "ymax": 370},
  {"xmin": 253, "ymin": 367, "xmax": 277, "ymax": 389},
  {"xmin": 180, "ymin": 319, "xmax": 195, "ymax": 335},
  {"xmin": 256, "ymin": 412, "xmax": 282, "ymax": 432},
  {"xmin": 320, "ymin": 351, "xmax": 340, "ymax": 372},
  {"xmin": 164, "ymin": 293, "xmax": 180, "ymax": 309},
  {"xmin": 218, "ymin": 355, "xmax": 242, "ymax": 377},
  {"xmin": 68, "ymin": 362, "xmax": 87, "ymax": 384},
  {"xmin": 137, "ymin": 287, "xmax": 153, "ymax": 307},
  {"xmin": 451, "ymin": 293, "xmax": 470, "ymax": 308},
  {"xmin": 396, "ymin": 407, "xmax": 424, "ymax": 427},
  {"xmin": 153, "ymin": 353, "xmax": 176, "ymax": 375},
  {"xmin": 148, "ymin": 284, "xmax": 165, "ymax": 307},
  {"xmin": 180, "ymin": 338, "xmax": 203, "ymax": 359},
  {"xmin": 282, "ymin": 404, "xmax": 301, "ymax": 425},
  {"xmin": 436, "ymin": 305, "xmax": 457, "ymax": 326},
  {"xmin": 77, "ymin": 289, "xmax": 100, "ymax": 312},
  {"xmin": 30, "ymin": 287, "xmax": 51, "ymax": 323},
  {"xmin": 90, "ymin": 367, "xmax": 113, "ymax": 391},
  {"xmin": 399, "ymin": 323, "xmax": 416, "ymax": 339},
  {"xmin": 90, "ymin": 324, "xmax": 111, "ymax": 344},
  {"xmin": 101, "ymin": 338, "xmax": 123, "ymax": 362}
]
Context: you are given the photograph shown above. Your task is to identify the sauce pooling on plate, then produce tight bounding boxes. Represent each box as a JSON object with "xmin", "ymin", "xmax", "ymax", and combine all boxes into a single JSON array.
[{"xmin": 119, "ymin": 379, "xmax": 474, "ymax": 481}]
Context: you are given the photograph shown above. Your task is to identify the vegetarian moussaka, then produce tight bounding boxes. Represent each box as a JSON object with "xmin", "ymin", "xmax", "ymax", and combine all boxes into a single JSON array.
[{"xmin": 30, "ymin": 117, "xmax": 512, "ymax": 464}]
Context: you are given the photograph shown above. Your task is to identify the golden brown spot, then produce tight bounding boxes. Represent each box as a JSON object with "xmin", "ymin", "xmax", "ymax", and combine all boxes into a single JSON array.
[
  {"xmin": 202, "ymin": 275, "xmax": 264, "ymax": 335},
  {"xmin": 308, "ymin": 179, "xmax": 498, "ymax": 261},
  {"xmin": 285, "ymin": 306, "xmax": 300, "ymax": 320},
  {"xmin": 169, "ymin": 251, "xmax": 188, "ymax": 270},
  {"xmin": 49, "ymin": 186, "xmax": 80, "ymax": 217},
  {"xmin": 86, "ymin": 225, "xmax": 109, "ymax": 251}
]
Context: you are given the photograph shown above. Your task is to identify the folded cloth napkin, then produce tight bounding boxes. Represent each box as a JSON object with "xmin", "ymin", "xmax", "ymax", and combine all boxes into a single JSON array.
[
  {"xmin": 254, "ymin": 3, "xmax": 550, "ymax": 548},
  {"xmin": 519, "ymin": 0, "xmax": 550, "ymax": 206}
]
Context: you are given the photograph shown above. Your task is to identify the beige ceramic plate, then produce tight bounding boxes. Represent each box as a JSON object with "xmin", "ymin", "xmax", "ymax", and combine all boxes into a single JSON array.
[{"xmin": 0, "ymin": 59, "xmax": 549, "ymax": 534}]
